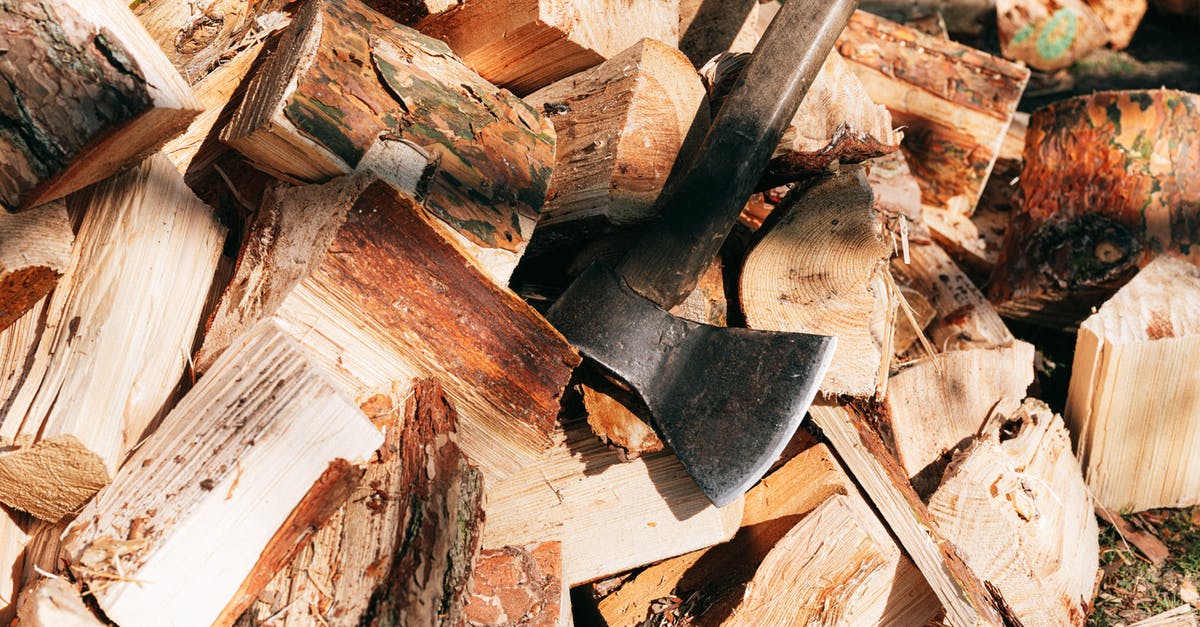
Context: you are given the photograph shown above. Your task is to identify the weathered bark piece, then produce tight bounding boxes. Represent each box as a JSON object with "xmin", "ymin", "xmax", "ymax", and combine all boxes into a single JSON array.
[
  {"xmin": 482, "ymin": 417, "xmax": 742, "ymax": 585},
  {"xmin": 928, "ymin": 398, "xmax": 1099, "ymax": 625},
  {"xmin": 464, "ymin": 542, "xmax": 567, "ymax": 627},
  {"xmin": 0, "ymin": 201, "xmax": 72, "ymax": 332},
  {"xmin": 233, "ymin": 379, "xmax": 484, "ymax": 626},
  {"xmin": 222, "ymin": 0, "xmax": 557, "ymax": 284},
  {"xmin": 741, "ymin": 168, "xmax": 894, "ymax": 397},
  {"xmin": 678, "ymin": 0, "xmax": 761, "ymax": 67},
  {"xmin": 702, "ymin": 51, "xmax": 900, "ymax": 186},
  {"xmin": 580, "ymin": 384, "xmax": 664, "ymax": 461},
  {"xmin": 1067, "ymin": 256, "xmax": 1200, "ymax": 512},
  {"xmin": 837, "ymin": 11, "xmax": 1030, "ymax": 227},
  {"xmin": 891, "ymin": 241, "xmax": 1014, "ymax": 352},
  {"xmin": 196, "ymin": 173, "xmax": 577, "ymax": 480},
  {"xmin": 996, "ymin": 0, "xmax": 1108, "ymax": 71},
  {"xmin": 808, "ymin": 400, "xmax": 1006, "ymax": 627},
  {"xmin": 0, "ymin": 154, "xmax": 225, "ymax": 521},
  {"xmin": 524, "ymin": 38, "xmax": 710, "ymax": 253},
  {"xmin": 597, "ymin": 443, "xmax": 940, "ymax": 627},
  {"xmin": 1096, "ymin": 505, "xmax": 1170, "ymax": 566},
  {"xmin": 13, "ymin": 577, "xmax": 103, "ymax": 627},
  {"xmin": 885, "ymin": 341, "xmax": 1035, "ymax": 496},
  {"xmin": 859, "ymin": 0, "xmax": 997, "ymax": 34},
  {"xmin": 990, "ymin": 90, "xmax": 1200, "ymax": 326},
  {"xmin": 0, "ymin": 0, "xmax": 200, "ymax": 211},
  {"xmin": 1085, "ymin": 0, "xmax": 1148, "ymax": 49},
  {"xmin": 415, "ymin": 0, "xmax": 681, "ymax": 95},
  {"xmin": 60, "ymin": 319, "xmax": 383, "ymax": 627},
  {"xmin": 0, "ymin": 508, "xmax": 28, "ymax": 624},
  {"xmin": 132, "ymin": 0, "xmax": 288, "ymax": 82}
]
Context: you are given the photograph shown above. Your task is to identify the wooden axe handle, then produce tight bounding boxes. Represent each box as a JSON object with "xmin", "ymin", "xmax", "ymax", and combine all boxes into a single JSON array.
[{"xmin": 616, "ymin": 0, "xmax": 860, "ymax": 310}]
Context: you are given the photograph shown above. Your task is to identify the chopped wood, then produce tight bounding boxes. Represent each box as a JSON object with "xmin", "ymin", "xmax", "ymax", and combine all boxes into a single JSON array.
[
  {"xmin": 885, "ymin": 341, "xmax": 1035, "ymax": 496},
  {"xmin": 996, "ymin": 0, "xmax": 1109, "ymax": 71},
  {"xmin": 1085, "ymin": 0, "xmax": 1149, "ymax": 49},
  {"xmin": 0, "ymin": 0, "xmax": 200, "ymax": 211},
  {"xmin": 13, "ymin": 577, "xmax": 103, "ymax": 627},
  {"xmin": 524, "ymin": 39, "xmax": 710, "ymax": 253},
  {"xmin": 1067, "ymin": 256, "xmax": 1200, "ymax": 512},
  {"xmin": 701, "ymin": 51, "xmax": 900, "ymax": 185},
  {"xmin": 0, "ymin": 154, "xmax": 225, "ymax": 521},
  {"xmin": 481, "ymin": 417, "xmax": 743, "ymax": 586},
  {"xmin": 741, "ymin": 167, "xmax": 894, "ymax": 397},
  {"xmin": 892, "ymin": 285, "xmax": 937, "ymax": 356},
  {"xmin": 990, "ymin": 90, "xmax": 1200, "ymax": 326},
  {"xmin": 927, "ymin": 398, "xmax": 1099, "ymax": 625},
  {"xmin": 222, "ymin": 0, "xmax": 557, "ymax": 283},
  {"xmin": 837, "ymin": 11, "xmax": 1030, "ymax": 231},
  {"xmin": 362, "ymin": 0, "xmax": 462, "ymax": 24},
  {"xmin": 678, "ymin": 0, "xmax": 762, "ymax": 66},
  {"xmin": 0, "ymin": 507, "xmax": 29, "ymax": 624},
  {"xmin": 415, "ymin": 0, "xmax": 681, "ymax": 95},
  {"xmin": 131, "ymin": 0, "xmax": 288, "ymax": 83},
  {"xmin": 580, "ymin": 384, "xmax": 664, "ymax": 461},
  {"xmin": 196, "ymin": 173, "xmax": 578, "ymax": 480},
  {"xmin": 808, "ymin": 400, "xmax": 1007, "ymax": 626},
  {"xmin": 1096, "ymin": 505, "xmax": 1170, "ymax": 567},
  {"xmin": 668, "ymin": 257, "xmax": 728, "ymax": 327},
  {"xmin": 464, "ymin": 542, "xmax": 567, "ymax": 627},
  {"xmin": 859, "ymin": 0, "xmax": 997, "ymax": 35},
  {"xmin": 60, "ymin": 319, "xmax": 383, "ymax": 627},
  {"xmin": 0, "ymin": 201, "xmax": 72, "ymax": 332}
]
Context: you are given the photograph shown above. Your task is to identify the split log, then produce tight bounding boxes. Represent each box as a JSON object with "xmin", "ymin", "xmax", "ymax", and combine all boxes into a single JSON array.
[
  {"xmin": 60, "ymin": 319, "xmax": 383, "ymax": 627},
  {"xmin": 596, "ymin": 443, "xmax": 940, "ymax": 627},
  {"xmin": 482, "ymin": 417, "xmax": 742, "ymax": 585},
  {"xmin": 928, "ymin": 398, "xmax": 1099, "ymax": 624},
  {"xmin": 808, "ymin": 400, "xmax": 1007, "ymax": 626},
  {"xmin": 13, "ymin": 577, "xmax": 102, "ymax": 627},
  {"xmin": 859, "ymin": 0, "xmax": 997, "ymax": 34},
  {"xmin": 463, "ymin": 542, "xmax": 568, "ymax": 627},
  {"xmin": 996, "ymin": 0, "xmax": 1109, "ymax": 71},
  {"xmin": 884, "ymin": 342, "xmax": 1035, "ymax": 496},
  {"xmin": 0, "ymin": 201, "xmax": 72, "ymax": 332},
  {"xmin": 580, "ymin": 384, "xmax": 664, "ymax": 461},
  {"xmin": 1067, "ymin": 256, "xmax": 1200, "ymax": 512},
  {"xmin": 741, "ymin": 168, "xmax": 893, "ymax": 397},
  {"xmin": 196, "ymin": 172, "xmax": 577, "ymax": 480},
  {"xmin": 0, "ymin": 0, "xmax": 200, "ymax": 211},
  {"xmin": 1131, "ymin": 605, "xmax": 1199, "ymax": 626},
  {"xmin": 0, "ymin": 508, "xmax": 28, "ymax": 624},
  {"xmin": 990, "ymin": 90, "xmax": 1200, "ymax": 326},
  {"xmin": 233, "ymin": 379, "xmax": 484, "ymax": 626},
  {"xmin": 701, "ymin": 51, "xmax": 900, "ymax": 186},
  {"xmin": 0, "ymin": 154, "xmax": 225, "ymax": 521},
  {"xmin": 838, "ymin": 11, "xmax": 1030, "ymax": 231},
  {"xmin": 415, "ymin": 0, "xmax": 681, "ymax": 95},
  {"xmin": 524, "ymin": 39, "xmax": 710, "ymax": 253},
  {"xmin": 678, "ymin": 0, "xmax": 761, "ymax": 67},
  {"xmin": 222, "ymin": 0, "xmax": 557, "ymax": 284},
  {"xmin": 1086, "ymin": 0, "xmax": 1149, "ymax": 49},
  {"xmin": 132, "ymin": 0, "xmax": 288, "ymax": 82}
]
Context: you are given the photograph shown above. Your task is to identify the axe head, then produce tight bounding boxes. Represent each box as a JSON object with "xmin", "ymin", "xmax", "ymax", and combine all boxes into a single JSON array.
[{"xmin": 548, "ymin": 264, "xmax": 836, "ymax": 507}]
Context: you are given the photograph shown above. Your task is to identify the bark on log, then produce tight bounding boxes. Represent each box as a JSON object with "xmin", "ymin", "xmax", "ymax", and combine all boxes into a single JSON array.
[
  {"xmin": 415, "ymin": 0, "xmax": 681, "ymax": 95},
  {"xmin": 60, "ymin": 319, "xmax": 383, "ymax": 627},
  {"xmin": 1067, "ymin": 256, "xmax": 1200, "ymax": 512},
  {"xmin": 524, "ymin": 39, "xmax": 710, "ymax": 254},
  {"xmin": 0, "ymin": 154, "xmax": 225, "ymax": 521},
  {"xmin": 0, "ymin": 0, "xmax": 200, "ymax": 211},
  {"xmin": 0, "ymin": 201, "xmax": 72, "ymax": 332},
  {"xmin": 196, "ymin": 173, "xmax": 578, "ymax": 481},
  {"xmin": 222, "ymin": 0, "xmax": 557, "ymax": 283},
  {"xmin": 996, "ymin": 0, "xmax": 1110, "ymax": 71},
  {"xmin": 991, "ymin": 90, "xmax": 1200, "ymax": 327},
  {"xmin": 580, "ymin": 384, "xmax": 664, "ymax": 461},
  {"xmin": 463, "ymin": 542, "xmax": 567, "ymax": 627}
]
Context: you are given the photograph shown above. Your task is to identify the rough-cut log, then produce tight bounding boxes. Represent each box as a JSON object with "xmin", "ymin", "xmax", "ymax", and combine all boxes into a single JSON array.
[
  {"xmin": 234, "ymin": 379, "xmax": 485, "ymax": 626},
  {"xmin": 928, "ymin": 398, "xmax": 1099, "ymax": 625},
  {"xmin": 1086, "ymin": 0, "xmax": 1148, "ymax": 49},
  {"xmin": 596, "ymin": 443, "xmax": 940, "ymax": 627},
  {"xmin": 0, "ymin": 0, "xmax": 200, "ymax": 211},
  {"xmin": 0, "ymin": 508, "xmax": 28, "ymax": 624},
  {"xmin": 463, "ymin": 542, "xmax": 567, "ymax": 627},
  {"xmin": 701, "ymin": 51, "xmax": 900, "ymax": 186},
  {"xmin": 891, "ymin": 241, "xmax": 1014, "ymax": 352},
  {"xmin": 741, "ymin": 168, "xmax": 893, "ymax": 397},
  {"xmin": 524, "ymin": 39, "xmax": 709, "ymax": 253},
  {"xmin": 415, "ymin": 0, "xmax": 681, "ymax": 95},
  {"xmin": 132, "ymin": 0, "xmax": 288, "ymax": 83},
  {"xmin": 222, "ymin": 0, "xmax": 557, "ymax": 284},
  {"xmin": 483, "ymin": 417, "xmax": 742, "ymax": 585},
  {"xmin": 196, "ymin": 172, "xmax": 577, "ymax": 481},
  {"xmin": 996, "ymin": 0, "xmax": 1109, "ymax": 71},
  {"xmin": 0, "ymin": 154, "xmax": 225, "ymax": 521},
  {"xmin": 838, "ymin": 11, "xmax": 1030, "ymax": 229},
  {"xmin": 0, "ymin": 201, "xmax": 72, "ymax": 332},
  {"xmin": 1067, "ymin": 256, "xmax": 1200, "ymax": 512},
  {"xmin": 60, "ymin": 320, "xmax": 383, "ymax": 627},
  {"xmin": 808, "ymin": 400, "xmax": 1007, "ymax": 626},
  {"xmin": 13, "ymin": 577, "xmax": 102, "ymax": 627},
  {"xmin": 990, "ymin": 90, "xmax": 1200, "ymax": 327},
  {"xmin": 859, "ymin": 0, "xmax": 997, "ymax": 34},
  {"xmin": 678, "ymin": 0, "xmax": 761, "ymax": 67},
  {"xmin": 580, "ymin": 384, "xmax": 664, "ymax": 461},
  {"xmin": 885, "ymin": 342, "xmax": 1035, "ymax": 496}
]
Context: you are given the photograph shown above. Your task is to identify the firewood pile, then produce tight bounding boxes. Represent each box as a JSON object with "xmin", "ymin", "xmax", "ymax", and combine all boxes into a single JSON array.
[{"xmin": 1, "ymin": 0, "xmax": 1198, "ymax": 624}]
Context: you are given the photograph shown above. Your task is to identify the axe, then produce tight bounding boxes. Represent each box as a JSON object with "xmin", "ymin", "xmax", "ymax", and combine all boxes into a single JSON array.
[{"xmin": 547, "ymin": 0, "xmax": 858, "ymax": 507}]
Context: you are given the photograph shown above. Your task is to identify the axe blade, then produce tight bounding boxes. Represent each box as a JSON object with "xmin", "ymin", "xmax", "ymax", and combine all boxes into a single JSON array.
[{"xmin": 548, "ymin": 264, "xmax": 836, "ymax": 507}]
